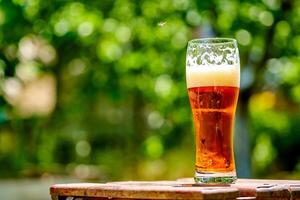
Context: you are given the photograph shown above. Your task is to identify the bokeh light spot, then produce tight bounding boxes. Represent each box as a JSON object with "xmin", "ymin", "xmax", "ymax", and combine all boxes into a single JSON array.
[
  {"xmin": 253, "ymin": 134, "xmax": 277, "ymax": 170},
  {"xmin": 3, "ymin": 78, "xmax": 22, "ymax": 105},
  {"xmin": 262, "ymin": 0, "xmax": 280, "ymax": 10},
  {"xmin": 16, "ymin": 61, "xmax": 39, "ymax": 82},
  {"xmin": 54, "ymin": 20, "xmax": 70, "ymax": 36},
  {"xmin": 171, "ymin": 32, "xmax": 187, "ymax": 49},
  {"xmin": 236, "ymin": 29, "xmax": 252, "ymax": 46},
  {"xmin": 39, "ymin": 44, "xmax": 56, "ymax": 64},
  {"xmin": 276, "ymin": 21, "xmax": 290, "ymax": 37},
  {"xmin": 172, "ymin": 0, "xmax": 189, "ymax": 11},
  {"xmin": 68, "ymin": 58, "xmax": 86, "ymax": 76},
  {"xmin": 98, "ymin": 40, "xmax": 122, "ymax": 62},
  {"xmin": 145, "ymin": 136, "xmax": 164, "ymax": 159},
  {"xmin": 78, "ymin": 22, "xmax": 94, "ymax": 37},
  {"xmin": 4, "ymin": 44, "xmax": 17, "ymax": 60},
  {"xmin": 186, "ymin": 10, "xmax": 201, "ymax": 26},
  {"xmin": 19, "ymin": 36, "xmax": 38, "ymax": 61},
  {"xmin": 16, "ymin": 75, "xmax": 57, "ymax": 117},
  {"xmin": 102, "ymin": 18, "xmax": 118, "ymax": 32},
  {"xmin": 76, "ymin": 140, "xmax": 91, "ymax": 157},
  {"xmin": 147, "ymin": 111, "xmax": 164, "ymax": 129},
  {"xmin": 115, "ymin": 25, "xmax": 131, "ymax": 43},
  {"xmin": 259, "ymin": 11, "xmax": 274, "ymax": 26},
  {"xmin": 249, "ymin": 91, "xmax": 276, "ymax": 111},
  {"xmin": 155, "ymin": 74, "xmax": 173, "ymax": 97}
]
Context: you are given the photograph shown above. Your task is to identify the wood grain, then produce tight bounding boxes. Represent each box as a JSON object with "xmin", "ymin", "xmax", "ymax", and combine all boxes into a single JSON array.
[{"xmin": 50, "ymin": 179, "xmax": 300, "ymax": 200}]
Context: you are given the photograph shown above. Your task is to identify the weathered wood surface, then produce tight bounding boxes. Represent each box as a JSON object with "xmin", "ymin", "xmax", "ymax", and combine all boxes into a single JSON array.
[
  {"xmin": 50, "ymin": 181, "xmax": 238, "ymax": 200},
  {"xmin": 50, "ymin": 179, "xmax": 300, "ymax": 200},
  {"xmin": 180, "ymin": 178, "xmax": 300, "ymax": 200}
]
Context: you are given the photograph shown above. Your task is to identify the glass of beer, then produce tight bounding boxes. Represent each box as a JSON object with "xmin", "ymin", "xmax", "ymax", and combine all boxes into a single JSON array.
[{"xmin": 186, "ymin": 38, "xmax": 240, "ymax": 184}]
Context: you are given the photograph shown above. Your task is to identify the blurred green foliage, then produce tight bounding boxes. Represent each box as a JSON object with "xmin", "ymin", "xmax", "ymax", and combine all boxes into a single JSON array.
[{"xmin": 0, "ymin": 0, "xmax": 300, "ymax": 181}]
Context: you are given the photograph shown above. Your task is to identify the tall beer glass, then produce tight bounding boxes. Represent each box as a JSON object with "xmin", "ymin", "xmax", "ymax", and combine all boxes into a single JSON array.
[{"xmin": 186, "ymin": 38, "xmax": 240, "ymax": 184}]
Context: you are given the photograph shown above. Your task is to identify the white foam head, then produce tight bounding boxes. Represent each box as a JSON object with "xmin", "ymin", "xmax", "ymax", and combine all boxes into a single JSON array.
[{"xmin": 186, "ymin": 64, "xmax": 240, "ymax": 88}]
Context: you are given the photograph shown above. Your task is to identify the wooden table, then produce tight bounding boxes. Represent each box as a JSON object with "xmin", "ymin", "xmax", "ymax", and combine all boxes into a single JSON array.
[{"xmin": 50, "ymin": 178, "xmax": 300, "ymax": 200}]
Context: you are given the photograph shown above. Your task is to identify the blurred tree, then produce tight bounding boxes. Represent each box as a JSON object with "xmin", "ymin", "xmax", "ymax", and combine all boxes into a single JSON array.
[{"xmin": 0, "ymin": 0, "xmax": 300, "ymax": 181}]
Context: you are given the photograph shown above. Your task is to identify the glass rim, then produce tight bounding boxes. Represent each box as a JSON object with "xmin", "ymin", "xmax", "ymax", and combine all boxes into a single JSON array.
[{"xmin": 188, "ymin": 38, "xmax": 237, "ymax": 45}]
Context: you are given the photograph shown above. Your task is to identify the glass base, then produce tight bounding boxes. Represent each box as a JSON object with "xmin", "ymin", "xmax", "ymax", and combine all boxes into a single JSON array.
[{"xmin": 194, "ymin": 171, "xmax": 237, "ymax": 184}]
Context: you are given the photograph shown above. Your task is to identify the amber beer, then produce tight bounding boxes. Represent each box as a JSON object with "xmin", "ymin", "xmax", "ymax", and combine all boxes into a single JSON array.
[
  {"xmin": 188, "ymin": 86, "xmax": 239, "ymax": 173},
  {"xmin": 186, "ymin": 62, "xmax": 240, "ymax": 183}
]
